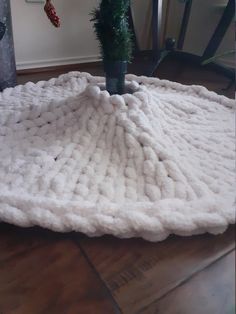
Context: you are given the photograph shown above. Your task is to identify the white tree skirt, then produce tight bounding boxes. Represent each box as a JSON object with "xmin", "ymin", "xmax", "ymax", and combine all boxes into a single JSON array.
[{"xmin": 0, "ymin": 72, "xmax": 235, "ymax": 241}]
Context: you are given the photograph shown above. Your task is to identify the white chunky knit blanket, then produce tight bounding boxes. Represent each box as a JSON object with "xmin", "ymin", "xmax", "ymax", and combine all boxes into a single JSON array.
[{"xmin": 0, "ymin": 72, "xmax": 235, "ymax": 241}]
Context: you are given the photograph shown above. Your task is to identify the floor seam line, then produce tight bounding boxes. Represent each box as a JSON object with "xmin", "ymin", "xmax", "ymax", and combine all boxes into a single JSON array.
[{"xmin": 72, "ymin": 237, "xmax": 123, "ymax": 314}]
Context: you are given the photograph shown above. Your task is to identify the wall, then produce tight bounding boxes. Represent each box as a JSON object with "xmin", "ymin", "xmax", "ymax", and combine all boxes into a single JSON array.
[
  {"xmin": 10, "ymin": 0, "xmax": 151, "ymax": 70},
  {"xmin": 11, "ymin": 0, "xmax": 100, "ymax": 70}
]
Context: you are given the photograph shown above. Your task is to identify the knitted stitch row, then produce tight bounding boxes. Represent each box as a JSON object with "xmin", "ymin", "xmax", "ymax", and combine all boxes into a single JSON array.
[{"xmin": 0, "ymin": 72, "xmax": 235, "ymax": 241}]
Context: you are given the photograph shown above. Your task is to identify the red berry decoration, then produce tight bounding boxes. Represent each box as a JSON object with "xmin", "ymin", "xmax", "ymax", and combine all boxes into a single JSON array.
[{"xmin": 44, "ymin": 0, "xmax": 60, "ymax": 28}]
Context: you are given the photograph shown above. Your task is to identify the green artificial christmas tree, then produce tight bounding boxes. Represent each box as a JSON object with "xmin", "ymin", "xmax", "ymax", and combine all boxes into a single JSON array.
[
  {"xmin": 44, "ymin": 0, "xmax": 133, "ymax": 95},
  {"xmin": 91, "ymin": 0, "xmax": 133, "ymax": 95}
]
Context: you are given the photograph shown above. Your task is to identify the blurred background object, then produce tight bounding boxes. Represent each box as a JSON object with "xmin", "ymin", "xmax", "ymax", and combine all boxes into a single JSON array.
[{"xmin": 0, "ymin": 0, "xmax": 16, "ymax": 91}]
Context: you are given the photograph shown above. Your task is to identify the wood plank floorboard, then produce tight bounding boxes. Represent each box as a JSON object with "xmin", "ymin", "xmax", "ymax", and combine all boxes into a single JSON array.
[
  {"xmin": 0, "ymin": 58, "xmax": 234, "ymax": 313},
  {"xmin": 138, "ymin": 251, "xmax": 235, "ymax": 314},
  {"xmin": 78, "ymin": 226, "xmax": 235, "ymax": 314},
  {"xmin": 17, "ymin": 58, "xmax": 234, "ymax": 98},
  {"xmin": 0, "ymin": 224, "xmax": 67, "ymax": 263},
  {"xmin": 0, "ymin": 228, "xmax": 120, "ymax": 314}
]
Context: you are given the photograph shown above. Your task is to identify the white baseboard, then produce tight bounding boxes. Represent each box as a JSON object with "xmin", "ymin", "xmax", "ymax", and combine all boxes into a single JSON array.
[
  {"xmin": 16, "ymin": 55, "xmax": 101, "ymax": 70},
  {"xmin": 16, "ymin": 54, "xmax": 235, "ymax": 71}
]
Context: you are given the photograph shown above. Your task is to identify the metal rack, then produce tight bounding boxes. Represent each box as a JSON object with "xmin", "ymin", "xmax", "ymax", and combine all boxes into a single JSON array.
[{"xmin": 128, "ymin": 0, "xmax": 235, "ymax": 80}]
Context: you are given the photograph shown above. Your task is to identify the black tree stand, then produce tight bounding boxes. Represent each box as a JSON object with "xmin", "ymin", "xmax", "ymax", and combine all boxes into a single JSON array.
[
  {"xmin": 128, "ymin": 0, "xmax": 235, "ymax": 81},
  {"xmin": 0, "ymin": 0, "xmax": 17, "ymax": 91}
]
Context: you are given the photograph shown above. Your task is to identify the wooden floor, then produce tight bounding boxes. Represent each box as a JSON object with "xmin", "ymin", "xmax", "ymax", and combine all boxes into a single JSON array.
[{"xmin": 0, "ymin": 59, "xmax": 235, "ymax": 314}]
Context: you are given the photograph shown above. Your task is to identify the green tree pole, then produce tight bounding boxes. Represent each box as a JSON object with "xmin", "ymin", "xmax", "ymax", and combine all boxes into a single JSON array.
[{"xmin": 91, "ymin": 0, "xmax": 133, "ymax": 95}]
